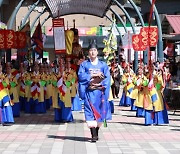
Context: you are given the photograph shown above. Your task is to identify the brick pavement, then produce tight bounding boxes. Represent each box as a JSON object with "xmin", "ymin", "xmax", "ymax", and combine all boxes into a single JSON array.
[{"xmin": 0, "ymin": 100, "xmax": 180, "ymax": 154}]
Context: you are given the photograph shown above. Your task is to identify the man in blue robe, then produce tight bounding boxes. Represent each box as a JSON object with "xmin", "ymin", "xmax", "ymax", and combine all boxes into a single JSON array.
[{"xmin": 78, "ymin": 40, "xmax": 111, "ymax": 142}]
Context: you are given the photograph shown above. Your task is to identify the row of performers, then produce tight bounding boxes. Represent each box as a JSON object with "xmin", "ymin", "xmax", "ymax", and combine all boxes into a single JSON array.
[
  {"xmin": 0, "ymin": 59, "xmax": 84, "ymax": 125},
  {"xmin": 119, "ymin": 65, "xmax": 169, "ymax": 126}
]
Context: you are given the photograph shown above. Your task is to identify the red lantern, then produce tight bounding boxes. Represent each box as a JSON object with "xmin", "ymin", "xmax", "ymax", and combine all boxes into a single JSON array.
[{"xmin": 0, "ymin": 30, "xmax": 5, "ymax": 49}]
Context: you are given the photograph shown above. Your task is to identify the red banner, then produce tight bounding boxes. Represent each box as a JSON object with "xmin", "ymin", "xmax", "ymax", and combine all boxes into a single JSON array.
[
  {"xmin": 149, "ymin": 27, "xmax": 158, "ymax": 46},
  {"xmin": 140, "ymin": 27, "xmax": 149, "ymax": 47},
  {"xmin": 5, "ymin": 30, "xmax": 15, "ymax": 49},
  {"xmin": 132, "ymin": 34, "xmax": 140, "ymax": 51},
  {"xmin": 140, "ymin": 27, "xmax": 158, "ymax": 47},
  {"xmin": 132, "ymin": 27, "xmax": 158, "ymax": 51},
  {"xmin": 17, "ymin": 32, "xmax": 26, "ymax": 48},
  {"xmin": 13, "ymin": 32, "xmax": 18, "ymax": 49},
  {"xmin": 0, "ymin": 30, "xmax": 5, "ymax": 49},
  {"xmin": 13, "ymin": 32, "xmax": 27, "ymax": 49},
  {"xmin": 132, "ymin": 34, "xmax": 146, "ymax": 51},
  {"xmin": 0, "ymin": 30, "xmax": 26, "ymax": 49}
]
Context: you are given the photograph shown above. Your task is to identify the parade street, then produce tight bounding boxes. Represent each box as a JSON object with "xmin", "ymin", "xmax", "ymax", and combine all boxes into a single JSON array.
[{"xmin": 0, "ymin": 99, "xmax": 180, "ymax": 154}]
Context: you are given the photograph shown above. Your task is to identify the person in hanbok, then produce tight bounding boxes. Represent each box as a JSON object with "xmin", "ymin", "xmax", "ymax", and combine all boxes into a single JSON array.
[
  {"xmin": 70, "ymin": 57, "xmax": 82, "ymax": 112},
  {"xmin": 142, "ymin": 67, "xmax": 155, "ymax": 125},
  {"xmin": 107, "ymin": 75, "xmax": 114, "ymax": 119},
  {"xmin": 38, "ymin": 63, "xmax": 46, "ymax": 113},
  {"xmin": 111, "ymin": 62, "xmax": 121, "ymax": 99},
  {"xmin": 119, "ymin": 66, "xmax": 132, "ymax": 107},
  {"xmin": 78, "ymin": 41, "xmax": 111, "ymax": 142},
  {"xmin": 18, "ymin": 63, "xmax": 27, "ymax": 111},
  {"xmin": 0, "ymin": 63, "xmax": 14, "ymax": 125},
  {"xmin": 129, "ymin": 73, "xmax": 138, "ymax": 111},
  {"xmin": 61, "ymin": 58, "xmax": 74, "ymax": 122},
  {"xmin": 134, "ymin": 67, "xmax": 146, "ymax": 117},
  {"xmin": 24, "ymin": 65, "xmax": 32, "ymax": 113},
  {"xmin": 44, "ymin": 64, "xmax": 52, "ymax": 110},
  {"xmin": 127, "ymin": 67, "xmax": 136, "ymax": 111},
  {"xmin": 163, "ymin": 66, "xmax": 171, "ymax": 104},
  {"xmin": 145, "ymin": 69, "xmax": 169, "ymax": 125},
  {"xmin": 30, "ymin": 62, "xmax": 45, "ymax": 113},
  {"xmin": 6, "ymin": 63, "xmax": 20, "ymax": 117},
  {"xmin": 51, "ymin": 59, "xmax": 63, "ymax": 122}
]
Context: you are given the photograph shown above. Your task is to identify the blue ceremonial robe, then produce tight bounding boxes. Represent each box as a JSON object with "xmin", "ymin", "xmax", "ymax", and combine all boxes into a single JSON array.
[{"xmin": 78, "ymin": 59, "xmax": 111, "ymax": 123}]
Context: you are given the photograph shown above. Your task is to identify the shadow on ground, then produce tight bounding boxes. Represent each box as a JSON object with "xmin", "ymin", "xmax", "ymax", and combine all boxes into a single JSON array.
[
  {"xmin": 169, "ymin": 118, "xmax": 180, "ymax": 121},
  {"xmin": 170, "ymin": 129, "xmax": 180, "ymax": 131},
  {"xmin": 168, "ymin": 113, "xmax": 180, "ymax": 116},
  {"xmin": 47, "ymin": 135, "xmax": 91, "ymax": 142},
  {"xmin": 108, "ymin": 121, "xmax": 145, "ymax": 126},
  {"xmin": 121, "ymin": 114, "xmax": 137, "ymax": 117}
]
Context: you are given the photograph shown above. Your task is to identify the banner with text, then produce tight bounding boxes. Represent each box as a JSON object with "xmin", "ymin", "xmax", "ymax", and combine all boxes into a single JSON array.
[{"xmin": 52, "ymin": 18, "xmax": 66, "ymax": 54}]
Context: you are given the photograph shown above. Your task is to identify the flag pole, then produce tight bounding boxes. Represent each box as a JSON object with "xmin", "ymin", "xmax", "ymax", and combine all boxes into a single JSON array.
[{"xmin": 148, "ymin": 0, "xmax": 156, "ymax": 76}]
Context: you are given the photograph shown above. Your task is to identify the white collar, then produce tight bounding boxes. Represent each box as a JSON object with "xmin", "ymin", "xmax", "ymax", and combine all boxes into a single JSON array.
[
  {"xmin": 104, "ymin": 55, "xmax": 108, "ymax": 59},
  {"xmin": 90, "ymin": 57, "xmax": 98, "ymax": 65},
  {"xmin": 34, "ymin": 71, "xmax": 39, "ymax": 75},
  {"xmin": 8, "ymin": 74, "xmax": 12, "ymax": 78}
]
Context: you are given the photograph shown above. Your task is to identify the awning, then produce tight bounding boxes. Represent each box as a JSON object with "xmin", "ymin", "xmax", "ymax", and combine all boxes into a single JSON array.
[
  {"xmin": 166, "ymin": 15, "xmax": 180, "ymax": 34},
  {"xmin": 45, "ymin": 0, "xmax": 112, "ymax": 18},
  {"xmin": 163, "ymin": 34, "xmax": 180, "ymax": 41}
]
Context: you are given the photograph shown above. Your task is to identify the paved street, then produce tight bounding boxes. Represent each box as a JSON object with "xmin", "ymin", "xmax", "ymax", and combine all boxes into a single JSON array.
[{"xmin": 0, "ymin": 100, "xmax": 180, "ymax": 154}]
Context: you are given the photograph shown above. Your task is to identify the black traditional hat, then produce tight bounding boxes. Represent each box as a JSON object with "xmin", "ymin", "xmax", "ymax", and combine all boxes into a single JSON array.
[{"xmin": 88, "ymin": 39, "xmax": 98, "ymax": 50}]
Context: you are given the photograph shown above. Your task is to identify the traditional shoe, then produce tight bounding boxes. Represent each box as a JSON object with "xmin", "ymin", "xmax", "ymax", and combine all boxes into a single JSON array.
[
  {"xmin": 96, "ymin": 127, "xmax": 99, "ymax": 140},
  {"xmin": 90, "ymin": 127, "xmax": 98, "ymax": 142}
]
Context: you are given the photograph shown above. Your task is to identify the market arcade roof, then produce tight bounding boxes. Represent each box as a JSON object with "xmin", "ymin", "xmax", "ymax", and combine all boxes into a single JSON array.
[
  {"xmin": 45, "ymin": 0, "xmax": 112, "ymax": 18},
  {"xmin": 166, "ymin": 15, "xmax": 180, "ymax": 34}
]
